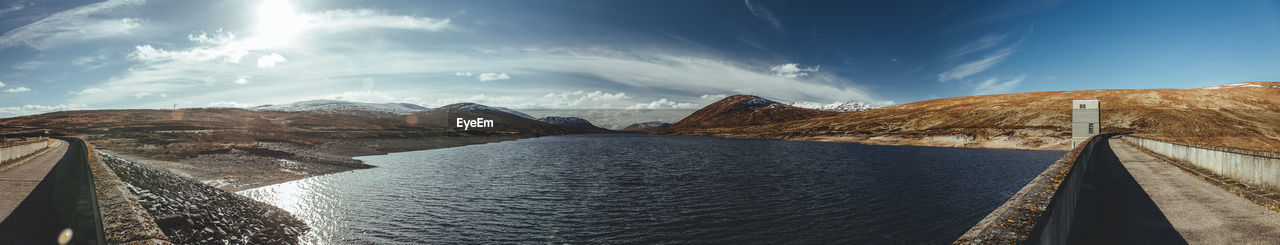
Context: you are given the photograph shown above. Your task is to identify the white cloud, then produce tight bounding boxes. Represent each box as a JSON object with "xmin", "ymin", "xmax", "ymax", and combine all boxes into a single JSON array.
[
  {"xmin": 133, "ymin": 92, "xmax": 151, "ymax": 99},
  {"xmin": 937, "ymin": 46, "xmax": 1016, "ymax": 82},
  {"xmin": 973, "ymin": 74, "xmax": 1025, "ymax": 95},
  {"xmin": 130, "ymin": 32, "xmax": 249, "ymax": 64},
  {"xmin": 770, "ymin": 63, "xmax": 820, "ymax": 78},
  {"xmin": 5, "ymin": 87, "xmax": 31, "ymax": 93},
  {"xmin": 0, "ymin": 81, "xmax": 5, "ymax": 87},
  {"xmin": 73, "ymin": 88, "xmax": 103, "ymax": 95},
  {"xmin": 0, "ymin": 104, "xmax": 91, "ymax": 117},
  {"xmin": 234, "ymin": 76, "xmax": 250, "ymax": 85},
  {"xmin": 307, "ymin": 9, "xmax": 452, "ymax": 32},
  {"xmin": 0, "ymin": 0, "xmax": 145, "ymax": 50},
  {"xmin": 477, "ymin": 72, "xmax": 510, "ymax": 81},
  {"xmin": 454, "ymin": 72, "xmax": 473, "ymax": 77},
  {"xmin": 256, "ymin": 53, "xmax": 288, "ymax": 68},
  {"xmin": 700, "ymin": 94, "xmax": 728, "ymax": 100},
  {"xmin": 207, "ymin": 101, "xmax": 251, "ymax": 108},
  {"xmin": 627, "ymin": 98, "xmax": 697, "ymax": 109},
  {"xmin": 743, "ymin": 0, "xmax": 783, "ymax": 31}
]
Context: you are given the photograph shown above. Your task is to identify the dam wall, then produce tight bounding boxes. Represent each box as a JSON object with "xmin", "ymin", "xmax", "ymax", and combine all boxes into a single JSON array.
[
  {"xmin": 75, "ymin": 137, "xmax": 170, "ymax": 244},
  {"xmin": 0, "ymin": 138, "xmax": 50, "ymax": 164},
  {"xmin": 955, "ymin": 134, "xmax": 1110, "ymax": 244},
  {"xmin": 1123, "ymin": 135, "xmax": 1280, "ymax": 194}
]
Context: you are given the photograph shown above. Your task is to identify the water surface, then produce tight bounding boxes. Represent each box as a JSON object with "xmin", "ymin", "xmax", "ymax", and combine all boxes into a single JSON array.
[{"xmin": 240, "ymin": 134, "xmax": 1063, "ymax": 244}]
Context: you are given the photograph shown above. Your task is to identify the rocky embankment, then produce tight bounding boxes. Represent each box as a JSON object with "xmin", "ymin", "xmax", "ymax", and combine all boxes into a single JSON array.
[{"xmin": 100, "ymin": 153, "xmax": 307, "ymax": 244}]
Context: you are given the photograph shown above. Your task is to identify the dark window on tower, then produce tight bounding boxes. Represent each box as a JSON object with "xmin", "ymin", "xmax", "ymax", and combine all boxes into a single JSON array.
[{"xmin": 1079, "ymin": 104, "xmax": 1086, "ymax": 109}]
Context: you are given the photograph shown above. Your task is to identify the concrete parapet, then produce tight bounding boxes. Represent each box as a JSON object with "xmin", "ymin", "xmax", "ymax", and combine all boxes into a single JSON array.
[
  {"xmin": 955, "ymin": 134, "xmax": 1108, "ymax": 244},
  {"xmin": 78, "ymin": 138, "xmax": 172, "ymax": 244},
  {"xmin": 0, "ymin": 138, "xmax": 51, "ymax": 164},
  {"xmin": 1124, "ymin": 135, "xmax": 1280, "ymax": 194}
]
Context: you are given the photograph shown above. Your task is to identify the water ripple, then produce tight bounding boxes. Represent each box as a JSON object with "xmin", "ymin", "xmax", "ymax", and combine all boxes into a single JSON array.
[{"xmin": 239, "ymin": 134, "xmax": 1062, "ymax": 244}]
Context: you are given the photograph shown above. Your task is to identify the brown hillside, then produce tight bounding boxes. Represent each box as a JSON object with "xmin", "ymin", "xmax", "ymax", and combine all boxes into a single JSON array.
[
  {"xmin": 660, "ymin": 95, "xmax": 837, "ymax": 134},
  {"xmin": 662, "ymin": 82, "xmax": 1280, "ymax": 151},
  {"xmin": 0, "ymin": 104, "xmax": 600, "ymax": 190}
]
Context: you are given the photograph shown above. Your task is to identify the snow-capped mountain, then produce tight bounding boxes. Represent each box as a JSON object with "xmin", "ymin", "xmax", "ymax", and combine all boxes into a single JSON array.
[
  {"xmin": 622, "ymin": 121, "xmax": 672, "ymax": 133},
  {"xmin": 537, "ymin": 116, "xmax": 605, "ymax": 130},
  {"xmin": 452, "ymin": 104, "xmax": 535, "ymax": 119},
  {"xmin": 250, "ymin": 100, "xmax": 428, "ymax": 117},
  {"xmin": 789, "ymin": 100, "xmax": 878, "ymax": 112}
]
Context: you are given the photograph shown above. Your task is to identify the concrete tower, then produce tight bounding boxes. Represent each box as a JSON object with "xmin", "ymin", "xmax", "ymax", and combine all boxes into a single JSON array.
[{"xmin": 1071, "ymin": 100, "xmax": 1100, "ymax": 147}]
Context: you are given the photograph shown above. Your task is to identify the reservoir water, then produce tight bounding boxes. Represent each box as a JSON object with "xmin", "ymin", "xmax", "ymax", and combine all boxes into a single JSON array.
[{"xmin": 238, "ymin": 134, "xmax": 1064, "ymax": 244}]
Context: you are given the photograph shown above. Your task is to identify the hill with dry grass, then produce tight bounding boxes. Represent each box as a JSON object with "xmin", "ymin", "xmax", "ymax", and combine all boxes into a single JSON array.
[
  {"xmin": 0, "ymin": 104, "xmax": 605, "ymax": 190},
  {"xmin": 662, "ymin": 82, "xmax": 1280, "ymax": 152},
  {"xmin": 661, "ymin": 95, "xmax": 837, "ymax": 134}
]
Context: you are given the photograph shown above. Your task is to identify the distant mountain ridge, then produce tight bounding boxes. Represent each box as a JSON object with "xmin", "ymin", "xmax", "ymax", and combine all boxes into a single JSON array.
[
  {"xmin": 622, "ymin": 121, "xmax": 672, "ymax": 133},
  {"xmin": 250, "ymin": 100, "xmax": 428, "ymax": 117},
  {"xmin": 537, "ymin": 116, "xmax": 605, "ymax": 130},
  {"xmin": 659, "ymin": 95, "xmax": 837, "ymax": 135}
]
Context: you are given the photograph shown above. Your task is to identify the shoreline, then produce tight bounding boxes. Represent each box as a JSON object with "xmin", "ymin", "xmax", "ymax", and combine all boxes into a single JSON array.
[
  {"xmin": 664, "ymin": 132, "xmax": 1072, "ymax": 151},
  {"xmin": 96, "ymin": 134, "xmax": 536, "ymax": 192}
]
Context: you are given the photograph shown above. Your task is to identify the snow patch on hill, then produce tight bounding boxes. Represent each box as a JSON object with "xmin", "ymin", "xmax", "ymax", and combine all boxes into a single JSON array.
[
  {"xmin": 455, "ymin": 104, "xmax": 535, "ymax": 119},
  {"xmin": 789, "ymin": 100, "xmax": 878, "ymax": 112},
  {"xmin": 250, "ymin": 100, "xmax": 428, "ymax": 116}
]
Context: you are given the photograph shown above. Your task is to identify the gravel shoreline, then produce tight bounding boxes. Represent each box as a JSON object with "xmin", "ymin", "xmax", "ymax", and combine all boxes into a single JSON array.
[{"xmin": 101, "ymin": 153, "xmax": 308, "ymax": 244}]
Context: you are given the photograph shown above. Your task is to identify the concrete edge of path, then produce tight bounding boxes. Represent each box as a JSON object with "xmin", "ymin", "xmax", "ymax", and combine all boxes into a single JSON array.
[{"xmin": 1120, "ymin": 139, "xmax": 1280, "ymax": 213}]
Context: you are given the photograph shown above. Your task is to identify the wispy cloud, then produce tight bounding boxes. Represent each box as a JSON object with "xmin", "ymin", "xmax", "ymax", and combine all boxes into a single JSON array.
[
  {"xmin": 477, "ymin": 72, "xmax": 510, "ymax": 81},
  {"xmin": 947, "ymin": 33, "xmax": 1008, "ymax": 59},
  {"xmin": 937, "ymin": 45, "xmax": 1016, "ymax": 82},
  {"xmin": 0, "ymin": 104, "xmax": 90, "ymax": 117},
  {"xmin": 938, "ymin": 26, "xmax": 1033, "ymax": 82},
  {"xmin": 972, "ymin": 74, "xmax": 1025, "ymax": 95},
  {"xmin": 307, "ymin": 9, "xmax": 452, "ymax": 32},
  {"xmin": 0, "ymin": 0, "xmax": 146, "ymax": 50},
  {"xmin": 4, "ymin": 87, "xmax": 31, "ymax": 93},
  {"xmin": 627, "ymin": 98, "xmax": 696, "ymax": 109},
  {"xmin": 743, "ymin": 0, "xmax": 783, "ymax": 32},
  {"xmin": 770, "ymin": 63, "xmax": 819, "ymax": 78}
]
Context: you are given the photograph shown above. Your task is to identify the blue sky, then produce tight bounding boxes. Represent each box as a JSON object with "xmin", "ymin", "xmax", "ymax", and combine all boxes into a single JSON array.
[{"xmin": 1, "ymin": 0, "xmax": 1278, "ymax": 117}]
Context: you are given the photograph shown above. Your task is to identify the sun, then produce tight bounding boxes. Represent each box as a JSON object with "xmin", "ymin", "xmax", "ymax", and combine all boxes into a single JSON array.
[{"xmin": 255, "ymin": 0, "xmax": 307, "ymax": 47}]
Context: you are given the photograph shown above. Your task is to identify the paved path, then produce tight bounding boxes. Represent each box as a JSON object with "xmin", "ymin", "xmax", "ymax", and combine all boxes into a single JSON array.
[
  {"xmin": 0, "ymin": 140, "xmax": 67, "ymax": 220},
  {"xmin": 1069, "ymin": 138, "xmax": 1280, "ymax": 244},
  {"xmin": 0, "ymin": 139, "xmax": 103, "ymax": 244}
]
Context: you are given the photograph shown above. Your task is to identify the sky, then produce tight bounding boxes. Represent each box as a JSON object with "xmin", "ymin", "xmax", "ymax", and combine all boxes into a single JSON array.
[{"xmin": 1, "ymin": 0, "xmax": 1279, "ymax": 117}]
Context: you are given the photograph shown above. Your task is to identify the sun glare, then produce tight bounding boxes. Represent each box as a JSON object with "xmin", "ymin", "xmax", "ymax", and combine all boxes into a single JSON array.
[{"xmin": 255, "ymin": 0, "xmax": 306, "ymax": 47}]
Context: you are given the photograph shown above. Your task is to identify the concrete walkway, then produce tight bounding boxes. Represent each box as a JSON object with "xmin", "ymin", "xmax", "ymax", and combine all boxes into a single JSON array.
[
  {"xmin": 0, "ymin": 140, "xmax": 67, "ymax": 220},
  {"xmin": 1069, "ymin": 138, "xmax": 1280, "ymax": 244},
  {"xmin": 0, "ymin": 139, "xmax": 103, "ymax": 244}
]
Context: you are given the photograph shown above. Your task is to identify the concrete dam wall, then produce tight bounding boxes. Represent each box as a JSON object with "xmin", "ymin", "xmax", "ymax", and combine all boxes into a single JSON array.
[
  {"xmin": 0, "ymin": 139, "xmax": 50, "ymax": 164},
  {"xmin": 1123, "ymin": 135, "xmax": 1280, "ymax": 194},
  {"xmin": 955, "ymin": 134, "xmax": 1110, "ymax": 244}
]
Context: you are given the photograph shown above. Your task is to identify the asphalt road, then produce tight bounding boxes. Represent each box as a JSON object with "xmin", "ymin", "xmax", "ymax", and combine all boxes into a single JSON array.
[
  {"xmin": 1068, "ymin": 138, "xmax": 1280, "ymax": 244},
  {"xmin": 0, "ymin": 139, "xmax": 104, "ymax": 244}
]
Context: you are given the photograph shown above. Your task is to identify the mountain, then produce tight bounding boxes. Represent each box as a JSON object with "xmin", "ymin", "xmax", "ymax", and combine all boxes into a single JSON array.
[
  {"xmin": 538, "ymin": 116, "xmax": 606, "ymax": 130},
  {"xmin": 660, "ymin": 82, "xmax": 1280, "ymax": 152},
  {"xmin": 659, "ymin": 95, "xmax": 838, "ymax": 135},
  {"xmin": 414, "ymin": 103, "xmax": 580, "ymax": 134},
  {"xmin": 250, "ymin": 100, "xmax": 428, "ymax": 117},
  {"xmin": 622, "ymin": 121, "xmax": 672, "ymax": 133},
  {"xmin": 789, "ymin": 100, "xmax": 878, "ymax": 112},
  {"xmin": 493, "ymin": 107, "xmax": 535, "ymax": 119}
]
